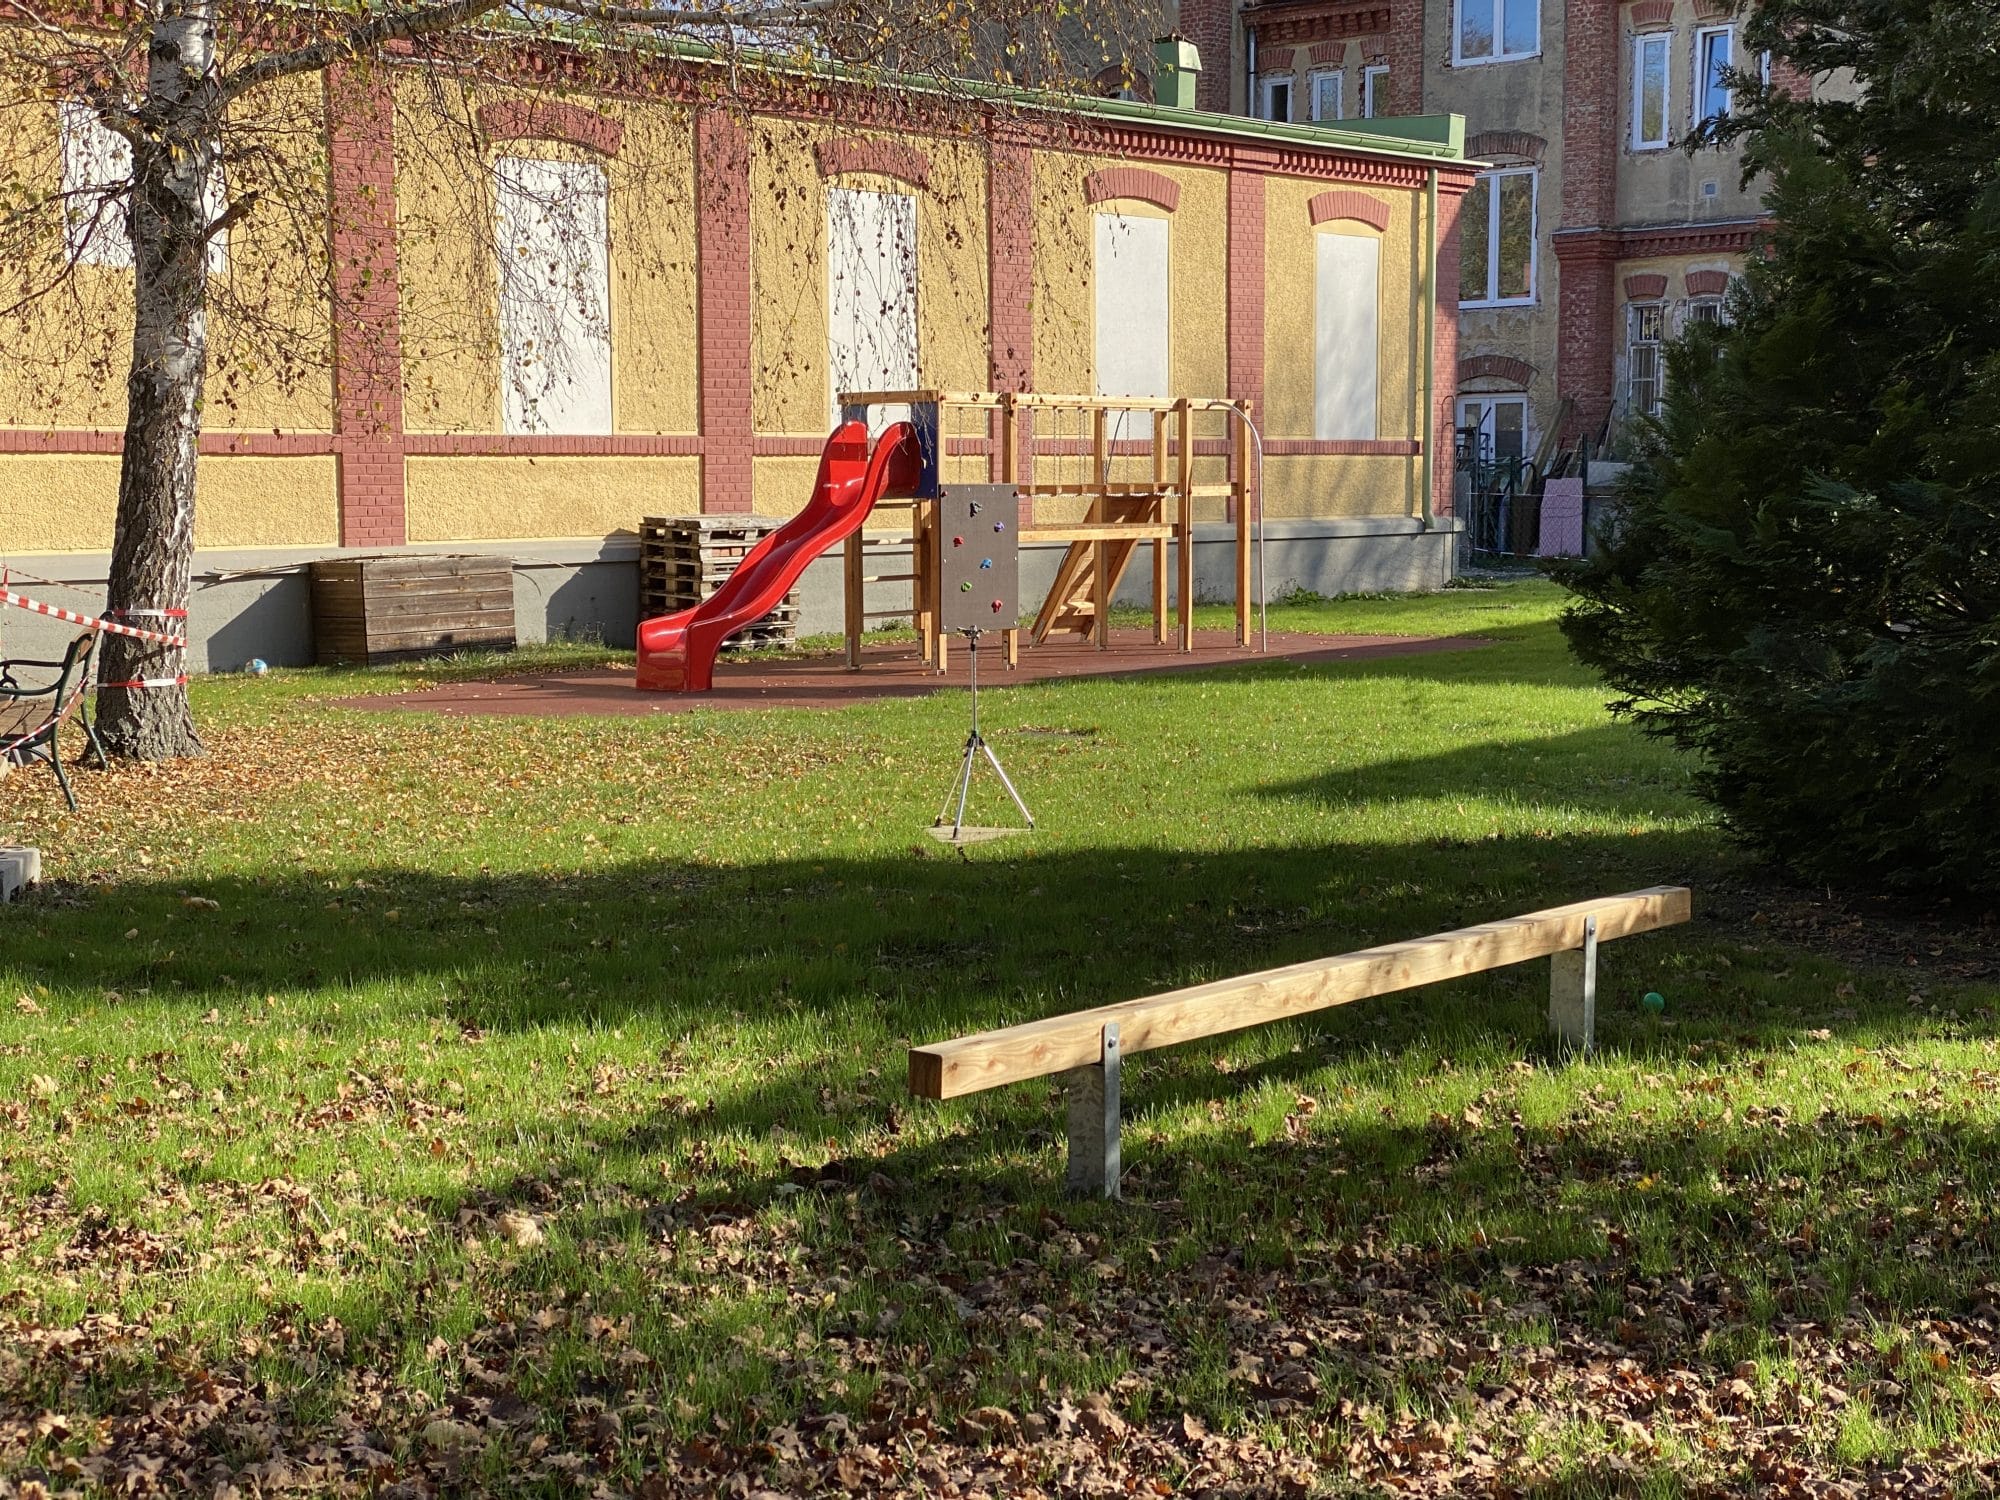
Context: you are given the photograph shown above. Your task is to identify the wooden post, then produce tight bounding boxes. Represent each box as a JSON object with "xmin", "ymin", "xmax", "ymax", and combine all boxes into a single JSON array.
[
  {"xmin": 917, "ymin": 496, "xmax": 941, "ymax": 671},
  {"xmin": 1092, "ymin": 407, "xmax": 1110, "ymax": 651},
  {"xmin": 1234, "ymin": 401, "xmax": 1254, "ymax": 647},
  {"xmin": 1548, "ymin": 915, "xmax": 1598, "ymax": 1054},
  {"xmin": 1002, "ymin": 395, "xmax": 1021, "ymax": 667},
  {"xmin": 1175, "ymin": 399, "xmax": 1195, "ymax": 652},
  {"xmin": 1151, "ymin": 409, "xmax": 1168, "ymax": 645},
  {"xmin": 844, "ymin": 531, "xmax": 863, "ymax": 669}
]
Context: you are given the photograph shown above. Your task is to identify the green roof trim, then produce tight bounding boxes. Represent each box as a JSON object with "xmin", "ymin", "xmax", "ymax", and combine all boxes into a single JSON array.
[
  {"xmin": 472, "ymin": 18, "xmax": 1469, "ymax": 170},
  {"xmin": 1052, "ymin": 95, "xmax": 1468, "ymax": 165}
]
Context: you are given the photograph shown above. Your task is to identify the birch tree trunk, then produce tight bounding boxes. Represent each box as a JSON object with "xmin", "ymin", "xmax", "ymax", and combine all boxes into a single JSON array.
[{"xmin": 96, "ymin": 0, "xmax": 220, "ymax": 760}]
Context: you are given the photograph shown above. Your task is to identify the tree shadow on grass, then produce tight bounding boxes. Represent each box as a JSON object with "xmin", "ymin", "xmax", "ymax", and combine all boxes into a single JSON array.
[{"xmin": 8, "ymin": 826, "xmax": 2000, "ymax": 1493}]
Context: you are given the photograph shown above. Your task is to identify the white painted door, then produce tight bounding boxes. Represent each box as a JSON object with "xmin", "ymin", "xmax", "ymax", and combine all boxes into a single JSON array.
[
  {"xmin": 1315, "ymin": 232, "xmax": 1380, "ymax": 441},
  {"xmin": 827, "ymin": 186, "xmax": 918, "ymax": 433},
  {"xmin": 494, "ymin": 156, "xmax": 613, "ymax": 436}
]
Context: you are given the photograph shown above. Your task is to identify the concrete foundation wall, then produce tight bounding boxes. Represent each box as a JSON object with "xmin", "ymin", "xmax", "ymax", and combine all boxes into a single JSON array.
[{"xmin": 2, "ymin": 518, "xmax": 1459, "ymax": 672}]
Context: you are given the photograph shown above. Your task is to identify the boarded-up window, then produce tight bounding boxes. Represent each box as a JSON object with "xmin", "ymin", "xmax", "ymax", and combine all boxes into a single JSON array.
[
  {"xmin": 827, "ymin": 186, "xmax": 918, "ymax": 432},
  {"xmin": 494, "ymin": 156, "xmax": 613, "ymax": 436},
  {"xmin": 1315, "ymin": 232, "xmax": 1380, "ymax": 441},
  {"xmin": 1094, "ymin": 213, "xmax": 1169, "ymax": 443},
  {"xmin": 58, "ymin": 100, "xmax": 132, "ymax": 268}
]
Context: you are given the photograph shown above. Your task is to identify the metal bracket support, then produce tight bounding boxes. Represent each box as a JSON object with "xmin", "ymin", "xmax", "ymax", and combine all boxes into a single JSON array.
[
  {"xmin": 1548, "ymin": 914, "xmax": 1598, "ymax": 1056},
  {"xmin": 1063, "ymin": 1022, "xmax": 1121, "ymax": 1199}
]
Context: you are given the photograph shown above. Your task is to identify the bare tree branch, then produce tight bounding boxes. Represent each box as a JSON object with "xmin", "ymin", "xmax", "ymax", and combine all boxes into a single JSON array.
[{"xmin": 220, "ymin": 0, "xmax": 507, "ymax": 102}]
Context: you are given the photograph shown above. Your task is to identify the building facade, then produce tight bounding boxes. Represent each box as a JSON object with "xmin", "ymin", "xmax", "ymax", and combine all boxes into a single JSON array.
[
  {"xmin": 0, "ymin": 44, "xmax": 1477, "ymax": 667},
  {"xmin": 1180, "ymin": 0, "xmax": 1796, "ymax": 465}
]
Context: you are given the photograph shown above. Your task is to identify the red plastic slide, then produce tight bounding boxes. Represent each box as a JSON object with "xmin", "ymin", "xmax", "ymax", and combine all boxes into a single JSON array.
[{"xmin": 636, "ymin": 419, "xmax": 921, "ymax": 692}]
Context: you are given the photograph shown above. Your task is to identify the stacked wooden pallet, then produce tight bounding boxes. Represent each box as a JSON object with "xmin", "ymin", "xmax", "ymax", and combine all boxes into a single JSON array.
[{"xmin": 638, "ymin": 516, "xmax": 798, "ymax": 650}]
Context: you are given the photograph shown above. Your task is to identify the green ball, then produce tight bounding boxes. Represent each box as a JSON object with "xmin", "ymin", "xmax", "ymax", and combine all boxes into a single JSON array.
[{"xmin": 1642, "ymin": 991, "xmax": 1667, "ymax": 1013}]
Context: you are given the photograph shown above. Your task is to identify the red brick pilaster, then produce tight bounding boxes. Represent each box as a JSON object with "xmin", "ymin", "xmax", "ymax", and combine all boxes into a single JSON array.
[
  {"xmin": 1554, "ymin": 0, "xmax": 1621, "ymax": 440},
  {"xmin": 1386, "ymin": 0, "xmax": 1424, "ymax": 114},
  {"xmin": 696, "ymin": 109, "xmax": 754, "ymax": 514},
  {"xmin": 1227, "ymin": 167, "xmax": 1265, "ymax": 519},
  {"xmin": 326, "ymin": 63, "xmax": 406, "ymax": 548},
  {"xmin": 1552, "ymin": 230, "xmax": 1619, "ymax": 440},
  {"xmin": 1432, "ymin": 176, "xmax": 1470, "ymax": 518},
  {"xmin": 987, "ymin": 141, "xmax": 1033, "ymax": 486}
]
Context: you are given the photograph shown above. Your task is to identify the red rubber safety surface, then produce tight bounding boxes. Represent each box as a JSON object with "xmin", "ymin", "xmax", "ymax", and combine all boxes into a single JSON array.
[{"xmin": 328, "ymin": 630, "xmax": 1485, "ymax": 719}]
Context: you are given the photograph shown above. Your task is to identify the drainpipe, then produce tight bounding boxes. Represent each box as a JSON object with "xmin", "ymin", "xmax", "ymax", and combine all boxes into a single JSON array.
[{"xmin": 1421, "ymin": 165, "xmax": 1439, "ymax": 530}]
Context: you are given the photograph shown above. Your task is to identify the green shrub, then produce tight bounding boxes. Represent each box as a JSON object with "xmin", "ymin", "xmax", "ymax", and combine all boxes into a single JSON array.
[{"xmin": 1558, "ymin": 0, "xmax": 2000, "ymax": 895}]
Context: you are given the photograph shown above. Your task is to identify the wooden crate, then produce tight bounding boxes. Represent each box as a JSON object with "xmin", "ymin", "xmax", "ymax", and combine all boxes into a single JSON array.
[
  {"xmin": 639, "ymin": 515, "xmax": 798, "ymax": 650},
  {"xmin": 310, "ymin": 554, "xmax": 516, "ymax": 666}
]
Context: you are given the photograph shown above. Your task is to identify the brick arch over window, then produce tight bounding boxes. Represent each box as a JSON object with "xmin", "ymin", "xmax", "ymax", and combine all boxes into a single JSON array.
[
  {"xmin": 1685, "ymin": 269, "xmax": 1733, "ymax": 297},
  {"xmin": 814, "ymin": 137, "xmax": 932, "ymax": 190},
  {"xmin": 1629, "ymin": 0, "xmax": 1674, "ymax": 30},
  {"xmin": 478, "ymin": 100, "xmax": 624, "ymax": 157},
  {"xmin": 1624, "ymin": 273, "xmax": 1670, "ymax": 300},
  {"xmin": 1459, "ymin": 354, "xmax": 1538, "ymax": 388},
  {"xmin": 1466, "ymin": 130, "xmax": 1547, "ymax": 165},
  {"xmin": 1308, "ymin": 189, "xmax": 1391, "ymax": 232},
  {"xmin": 1083, "ymin": 167, "xmax": 1180, "ymax": 213}
]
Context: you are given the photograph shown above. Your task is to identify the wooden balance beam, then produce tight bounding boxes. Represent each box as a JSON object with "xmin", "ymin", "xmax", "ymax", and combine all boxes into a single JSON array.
[{"xmin": 908, "ymin": 886, "xmax": 1692, "ymax": 1197}]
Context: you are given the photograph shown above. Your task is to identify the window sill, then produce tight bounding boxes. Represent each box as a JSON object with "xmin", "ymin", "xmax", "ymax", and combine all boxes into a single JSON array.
[
  {"xmin": 1459, "ymin": 298, "xmax": 1538, "ymax": 311},
  {"xmin": 1451, "ymin": 50, "xmax": 1543, "ymax": 68}
]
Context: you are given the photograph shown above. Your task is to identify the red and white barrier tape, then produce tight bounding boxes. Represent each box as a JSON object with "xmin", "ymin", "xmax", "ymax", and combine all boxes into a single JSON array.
[
  {"xmin": 100, "ymin": 675, "xmax": 189, "ymax": 691},
  {"xmin": 0, "ymin": 587, "xmax": 189, "ymax": 647}
]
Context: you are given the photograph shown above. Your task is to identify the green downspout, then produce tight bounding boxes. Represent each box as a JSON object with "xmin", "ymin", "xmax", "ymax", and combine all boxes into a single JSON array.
[{"xmin": 1421, "ymin": 166, "xmax": 1438, "ymax": 531}]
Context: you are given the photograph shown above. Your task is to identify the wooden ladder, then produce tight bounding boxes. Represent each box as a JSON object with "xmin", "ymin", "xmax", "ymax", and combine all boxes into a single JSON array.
[{"xmin": 1030, "ymin": 493, "xmax": 1168, "ymax": 644}]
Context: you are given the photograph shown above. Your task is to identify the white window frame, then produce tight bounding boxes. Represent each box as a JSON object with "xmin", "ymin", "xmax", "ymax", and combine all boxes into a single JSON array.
[
  {"xmin": 1684, "ymin": 296, "xmax": 1727, "ymax": 330},
  {"xmin": 1308, "ymin": 69, "xmax": 1343, "ymax": 122},
  {"xmin": 1626, "ymin": 302, "xmax": 1667, "ymax": 419},
  {"xmin": 1459, "ymin": 166, "xmax": 1539, "ymax": 309},
  {"xmin": 1361, "ymin": 64, "xmax": 1390, "ymax": 118},
  {"xmin": 1456, "ymin": 395, "xmax": 1531, "ymax": 464},
  {"xmin": 1260, "ymin": 74, "xmax": 1294, "ymax": 123},
  {"xmin": 1631, "ymin": 32, "xmax": 1671, "ymax": 151},
  {"xmin": 1454, "ymin": 0, "xmax": 1541, "ymax": 67},
  {"xmin": 1694, "ymin": 24, "xmax": 1734, "ymax": 128}
]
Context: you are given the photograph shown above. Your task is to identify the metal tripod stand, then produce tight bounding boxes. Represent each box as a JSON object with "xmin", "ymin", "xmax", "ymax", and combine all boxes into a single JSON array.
[{"xmin": 934, "ymin": 627, "xmax": 1034, "ymax": 840}]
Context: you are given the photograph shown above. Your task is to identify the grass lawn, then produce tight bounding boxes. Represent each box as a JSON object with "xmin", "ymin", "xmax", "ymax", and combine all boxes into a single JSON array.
[{"xmin": 2, "ymin": 579, "xmax": 1997, "ymax": 1497}]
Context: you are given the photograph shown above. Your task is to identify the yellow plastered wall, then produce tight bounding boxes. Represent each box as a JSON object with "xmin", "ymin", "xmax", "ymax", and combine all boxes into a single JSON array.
[
  {"xmin": 0, "ymin": 455, "xmax": 337, "ymax": 553},
  {"xmin": 405, "ymin": 456, "xmax": 698, "ymax": 542},
  {"xmin": 1027, "ymin": 157, "xmax": 1230, "ymax": 523},
  {"xmin": 1262, "ymin": 175, "xmax": 1425, "ymax": 519},
  {"xmin": 0, "ymin": 61, "xmax": 332, "ymax": 435},
  {"xmin": 748, "ymin": 119, "xmax": 991, "ymax": 453},
  {"xmin": 1029, "ymin": 156, "xmax": 1229, "ymax": 402},
  {"xmin": 394, "ymin": 83, "xmax": 699, "ymax": 439}
]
